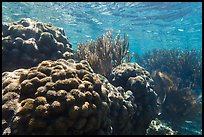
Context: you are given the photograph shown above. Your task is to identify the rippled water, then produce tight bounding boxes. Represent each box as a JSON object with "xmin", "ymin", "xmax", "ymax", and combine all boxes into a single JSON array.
[
  {"xmin": 2, "ymin": 2, "xmax": 202, "ymax": 135},
  {"xmin": 2, "ymin": 2, "xmax": 202, "ymax": 54}
]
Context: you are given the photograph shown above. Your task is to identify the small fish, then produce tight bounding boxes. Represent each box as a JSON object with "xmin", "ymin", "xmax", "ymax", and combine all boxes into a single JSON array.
[
  {"xmin": 158, "ymin": 110, "xmax": 162, "ymax": 115},
  {"xmin": 196, "ymin": 94, "xmax": 202, "ymax": 102},
  {"xmin": 153, "ymin": 71, "xmax": 170, "ymax": 105},
  {"xmin": 185, "ymin": 120, "xmax": 193, "ymax": 124}
]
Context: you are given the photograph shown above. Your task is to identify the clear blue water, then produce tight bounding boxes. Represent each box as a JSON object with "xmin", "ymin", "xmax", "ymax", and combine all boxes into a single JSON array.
[
  {"xmin": 2, "ymin": 2, "xmax": 202, "ymax": 55},
  {"xmin": 2, "ymin": 2, "xmax": 202, "ymax": 135}
]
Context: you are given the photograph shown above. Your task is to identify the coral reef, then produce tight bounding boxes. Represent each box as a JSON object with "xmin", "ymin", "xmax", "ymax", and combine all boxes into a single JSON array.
[
  {"xmin": 2, "ymin": 19, "xmax": 157, "ymax": 135},
  {"xmin": 108, "ymin": 62, "xmax": 159, "ymax": 134},
  {"xmin": 146, "ymin": 118, "xmax": 177, "ymax": 135},
  {"xmin": 2, "ymin": 59, "xmax": 109, "ymax": 135},
  {"xmin": 2, "ymin": 58, "xmax": 159, "ymax": 135},
  {"xmin": 152, "ymin": 71, "xmax": 199, "ymax": 123},
  {"xmin": 2, "ymin": 59, "xmax": 143, "ymax": 135},
  {"xmin": 135, "ymin": 48, "xmax": 202, "ymax": 90},
  {"xmin": 3, "ymin": 18, "xmax": 200, "ymax": 135},
  {"xmin": 75, "ymin": 31, "xmax": 134, "ymax": 77},
  {"xmin": 2, "ymin": 18, "xmax": 73, "ymax": 72},
  {"xmin": 135, "ymin": 48, "xmax": 202, "ymax": 130}
]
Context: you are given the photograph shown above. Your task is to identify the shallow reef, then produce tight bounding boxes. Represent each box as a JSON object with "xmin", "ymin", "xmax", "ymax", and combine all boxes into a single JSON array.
[
  {"xmin": 152, "ymin": 71, "xmax": 199, "ymax": 123},
  {"xmin": 2, "ymin": 59, "xmax": 158, "ymax": 135},
  {"xmin": 2, "ymin": 18, "xmax": 202, "ymax": 135},
  {"xmin": 2, "ymin": 18, "xmax": 74, "ymax": 72},
  {"xmin": 136, "ymin": 48, "xmax": 202, "ymax": 90},
  {"xmin": 108, "ymin": 62, "xmax": 159, "ymax": 134},
  {"xmin": 136, "ymin": 49, "xmax": 202, "ymax": 134},
  {"xmin": 75, "ymin": 31, "xmax": 134, "ymax": 77}
]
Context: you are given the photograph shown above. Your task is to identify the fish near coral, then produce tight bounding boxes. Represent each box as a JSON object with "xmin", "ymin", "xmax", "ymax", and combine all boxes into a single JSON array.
[{"xmin": 151, "ymin": 71, "xmax": 174, "ymax": 105}]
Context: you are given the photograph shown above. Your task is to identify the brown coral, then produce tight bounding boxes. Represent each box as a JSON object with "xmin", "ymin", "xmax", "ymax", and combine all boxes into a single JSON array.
[
  {"xmin": 109, "ymin": 62, "xmax": 159, "ymax": 134},
  {"xmin": 2, "ymin": 58, "xmax": 157, "ymax": 135},
  {"xmin": 75, "ymin": 31, "xmax": 134, "ymax": 77},
  {"xmin": 152, "ymin": 71, "xmax": 199, "ymax": 124},
  {"xmin": 2, "ymin": 59, "xmax": 112, "ymax": 135},
  {"xmin": 135, "ymin": 48, "xmax": 202, "ymax": 90},
  {"xmin": 2, "ymin": 18, "xmax": 74, "ymax": 72}
]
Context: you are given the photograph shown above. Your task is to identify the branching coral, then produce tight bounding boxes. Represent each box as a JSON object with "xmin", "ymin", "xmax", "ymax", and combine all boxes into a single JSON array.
[
  {"xmin": 152, "ymin": 71, "xmax": 200, "ymax": 124},
  {"xmin": 135, "ymin": 48, "xmax": 202, "ymax": 90},
  {"xmin": 75, "ymin": 31, "xmax": 134, "ymax": 77},
  {"xmin": 135, "ymin": 49, "xmax": 202, "ymax": 131}
]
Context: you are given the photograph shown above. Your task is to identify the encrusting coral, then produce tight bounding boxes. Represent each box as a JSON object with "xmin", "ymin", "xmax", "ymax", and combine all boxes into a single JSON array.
[
  {"xmin": 75, "ymin": 31, "xmax": 134, "ymax": 77},
  {"xmin": 2, "ymin": 18, "xmax": 74, "ymax": 72}
]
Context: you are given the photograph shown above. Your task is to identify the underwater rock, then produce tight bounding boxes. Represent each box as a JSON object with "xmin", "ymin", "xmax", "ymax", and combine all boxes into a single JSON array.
[
  {"xmin": 109, "ymin": 62, "xmax": 159, "ymax": 134},
  {"xmin": 2, "ymin": 69, "xmax": 26, "ymax": 135},
  {"xmin": 2, "ymin": 18, "xmax": 74, "ymax": 72}
]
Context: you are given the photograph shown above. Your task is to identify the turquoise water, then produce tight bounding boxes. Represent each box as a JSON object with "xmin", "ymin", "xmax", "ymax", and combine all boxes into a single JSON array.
[
  {"xmin": 2, "ymin": 2, "xmax": 202, "ymax": 135},
  {"xmin": 2, "ymin": 2, "xmax": 202, "ymax": 54}
]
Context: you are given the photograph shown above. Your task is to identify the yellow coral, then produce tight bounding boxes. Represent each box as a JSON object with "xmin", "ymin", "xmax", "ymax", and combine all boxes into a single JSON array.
[
  {"xmin": 34, "ymin": 96, "xmax": 47, "ymax": 106},
  {"xmin": 35, "ymin": 105, "xmax": 48, "ymax": 117},
  {"xmin": 18, "ymin": 98, "xmax": 34, "ymax": 114},
  {"xmin": 66, "ymin": 94, "xmax": 75, "ymax": 105},
  {"xmin": 85, "ymin": 91, "xmax": 92, "ymax": 101}
]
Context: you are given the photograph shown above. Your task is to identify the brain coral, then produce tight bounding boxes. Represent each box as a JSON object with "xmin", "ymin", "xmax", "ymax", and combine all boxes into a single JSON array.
[
  {"xmin": 108, "ymin": 62, "xmax": 159, "ymax": 134},
  {"xmin": 2, "ymin": 18, "xmax": 73, "ymax": 72},
  {"xmin": 2, "ymin": 59, "xmax": 139, "ymax": 135}
]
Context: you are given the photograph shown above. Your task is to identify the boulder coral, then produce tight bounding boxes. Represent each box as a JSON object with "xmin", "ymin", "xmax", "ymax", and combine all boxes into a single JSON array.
[
  {"xmin": 108, "ymin": 62, "xmax": 159, "ymax": 134},
  {"xmin": 2, "ymin": 59, "xmax": 107, "ymax": 135},
  {"xmin": 2, "ymin": 59, "xmax": 134, "ymax": 135},
  {"xmin": 2, "ymin": 18, "xmax": 73, "ymax": 72},
  {"xmin": 2, "ymin": 59, "xmax": 158, "ymax": 135}
]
